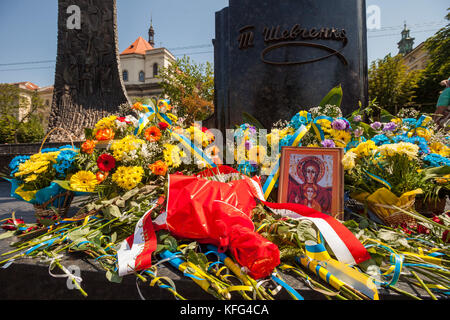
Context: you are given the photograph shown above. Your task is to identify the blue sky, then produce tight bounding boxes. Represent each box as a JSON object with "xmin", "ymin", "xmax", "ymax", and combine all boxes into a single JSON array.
[{"xmin": 0, "ymin": 0, "xmax": 448, "ymax": 87}]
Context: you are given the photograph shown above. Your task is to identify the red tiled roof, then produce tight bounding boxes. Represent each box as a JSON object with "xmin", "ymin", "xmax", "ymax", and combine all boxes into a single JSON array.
[
  {"xmin": 13, "ymin": 81, "xmax": 40, "ymax": 91},
  {"xmin": 121, "ymin": 37, "xmax": 153, "ymax": 55}
]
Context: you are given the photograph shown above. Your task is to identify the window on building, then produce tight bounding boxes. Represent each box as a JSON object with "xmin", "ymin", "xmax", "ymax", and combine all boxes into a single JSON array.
[
  {"xmin": 123, "ymin": 70, "xmax": 128, "ymax": 82},
  {"xmin": 139, "ymin": 71, "xmax": 145, "ymax": 82},
  {"xmin": 153, "ymin": 63, "xmax": 158, "ymax": 77}
]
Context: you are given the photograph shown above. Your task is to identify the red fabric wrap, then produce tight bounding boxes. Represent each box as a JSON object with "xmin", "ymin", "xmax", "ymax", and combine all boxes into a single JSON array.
[{"xmin": 166, "ymin": 172, "xmax": 280, "ymax": 279}]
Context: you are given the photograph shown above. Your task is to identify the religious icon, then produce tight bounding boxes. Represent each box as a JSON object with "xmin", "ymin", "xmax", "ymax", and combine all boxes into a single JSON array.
[{"xmin": 278, "ymin": 147, "xmax": 344, "ymax": 218}]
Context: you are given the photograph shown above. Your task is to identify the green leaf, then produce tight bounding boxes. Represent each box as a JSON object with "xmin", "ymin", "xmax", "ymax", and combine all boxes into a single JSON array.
[
  {"xmin": 66, "ymin": 228, "xmax": 90, "ymax": 242},
  {"xmin": 187, "ymin": 250, "xmax": 208, "ymax": 272},
  {"xmin": 379, "ymin": 108, "xmax": 395, "ymax": 122},
  {"xmin": 242, "ymin": 112, "xmax": 265, "ymax": 129},
  {"xmin": 319, "ymin": 85, "xmax": 343, "ymax": 108},
  {"xmin": 106, "ymin": 270, "xmax": 122, "ymax": 283},
  {"xmin": 102, "ymin": 205, "xmax": 121, "ymax": 219},
  {"xmin": 53, "ymin": 180, "xmax": 74, "ymax": 191}
]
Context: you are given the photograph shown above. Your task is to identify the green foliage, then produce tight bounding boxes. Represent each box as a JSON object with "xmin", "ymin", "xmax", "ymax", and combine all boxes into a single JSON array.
[
  {"xmin": 413, "ymin": 11, "xmax": 450, "ymax": 109},
  {"xmin": 0, "ymin": 84, "xmax": 46, "ymax": 143},
  {"xmin": 319, "ymin": 84, "xmax": 343, "ymax": 108},
  {"xmin": 368, "ymin": 54, "xmax": 422, "ymax": 115},
  {"xmin": 157, "ymin": 56, "xmax": 214, "ymax": 124},
  {"xmin": 16, "ymin": 114, "xmax": 45, "ymax": 143}
]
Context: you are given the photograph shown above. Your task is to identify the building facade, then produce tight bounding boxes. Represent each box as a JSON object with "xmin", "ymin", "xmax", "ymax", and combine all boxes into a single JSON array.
[
  {"xmin": 397, "ymin": 24, "xmax": 430, "ymax": 73},
  {"xmin": 119, "ymin": 22, "xmax": 175, "ymax": 100}
]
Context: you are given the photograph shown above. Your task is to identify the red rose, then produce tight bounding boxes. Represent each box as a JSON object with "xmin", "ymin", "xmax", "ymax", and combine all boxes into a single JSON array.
[
  {"xmin": 97, "ymin": 154, "xmax": 116, "ymax": 172},
  {"xmin": 158, "ymin": 122, "xmax": 169, "ymax": 131}
]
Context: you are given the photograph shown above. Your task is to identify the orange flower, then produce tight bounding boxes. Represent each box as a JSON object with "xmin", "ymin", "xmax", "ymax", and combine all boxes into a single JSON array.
[
  {"xmin": 144, "ymin": 126, "xmax": 162, "ymax": 142},
  {"xmin": 81, "ymin": 140, "xmax": 96, "ymax": 154},
  {"xmin": 96, "ymin": 128, "xmax": 115, "ymax": 141},
  {"xmin": 96, "ymin": 171, "xmax": 109, "ymax": 183},
  {"xmin": 132, "ymin": 102, "xmax": 144, "ymax": 111},
  {"xmin": 149, "ymin": 160, "xmax": 168, "ymax": 176}
]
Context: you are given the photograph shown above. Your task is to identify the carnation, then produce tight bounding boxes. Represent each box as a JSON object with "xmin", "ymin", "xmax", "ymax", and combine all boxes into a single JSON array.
[
  {"xmin": 321, "ymin": 139, "xmax": 336, "ymax": 148},
  {"xmin": 331, "ymin": 119, "xmax": 348, "ymax": 131},
  {"xmin": 370, "ymin": 122, "xmax": 382, "ymax": 130}
]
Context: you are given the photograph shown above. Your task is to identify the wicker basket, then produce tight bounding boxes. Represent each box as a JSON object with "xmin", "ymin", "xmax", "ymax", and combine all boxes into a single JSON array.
[
  {"xmin": 371, "ymin": 201, "xmax": 417, "ymax": 227},
  {"xmin": 33, "ymin": 127, "xmax": 77, "ymax": 223},
  {"xmin": 34, "ymin": 190, "xmax": 74, "ymax": 224},
  {"xmin": 353, "ymin": 188, "xmax": 421, "ymax": 228}
]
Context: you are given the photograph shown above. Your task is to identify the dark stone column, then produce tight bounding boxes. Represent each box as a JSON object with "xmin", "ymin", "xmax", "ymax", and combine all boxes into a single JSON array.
[{"xmin": 48, "ymin": 0, "xmax": 130, "ymax": 141}]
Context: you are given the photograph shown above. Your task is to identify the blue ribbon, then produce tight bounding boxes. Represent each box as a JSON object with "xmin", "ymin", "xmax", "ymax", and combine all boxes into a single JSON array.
[{"xmin": 271, "ymin": 273, "xmax": 304, "ymax": 300}]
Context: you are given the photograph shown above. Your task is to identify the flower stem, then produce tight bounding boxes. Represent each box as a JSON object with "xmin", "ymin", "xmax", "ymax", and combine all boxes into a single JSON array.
[{"xmin": 410, "ymin": 269, "xmax": 438, "ymax": 300}]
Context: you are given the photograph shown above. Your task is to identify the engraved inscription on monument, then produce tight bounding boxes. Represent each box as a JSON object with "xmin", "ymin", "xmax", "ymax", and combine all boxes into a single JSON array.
[{"xmin": 210, "ymin": 0, "xmax": 368, "ymax": 133}]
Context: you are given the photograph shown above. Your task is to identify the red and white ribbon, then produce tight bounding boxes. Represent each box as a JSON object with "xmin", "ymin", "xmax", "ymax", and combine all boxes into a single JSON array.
[{"xmin": 117, "ymin": 204, "xmax": 158, "ymax": 277}]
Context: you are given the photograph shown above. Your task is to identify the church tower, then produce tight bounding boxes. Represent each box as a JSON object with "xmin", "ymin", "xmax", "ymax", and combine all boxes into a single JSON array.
[
  {"xmin": 148, "ymin": 17, "xmax": 155, "ymax": 47},
  {"xmin": 398, "ymin": 23, "xmax": 415, "ymax": 55}
]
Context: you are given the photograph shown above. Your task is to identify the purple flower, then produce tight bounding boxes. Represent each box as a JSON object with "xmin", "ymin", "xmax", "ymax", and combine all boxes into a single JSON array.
[
  {"xmin": 353, "ymin": 115, "xmax": 362, "ymax": 122},
  {"xmin": 321, "ymin": 139, "xmax": 336, "ymax": 148},
  {"xmin": 332, "ymin": 119, "xmax": 348, "ymax": 131},
  {"xmin": 245, "ymin": 140, "xmax": 253, "ymax": 150},
  {"xmin": 370, "ymin": 121, "xmax": 382, "ymax": 130},
  {"xmin": 382, "ymin": 122, "xmax": 397, "ymax": 132}
]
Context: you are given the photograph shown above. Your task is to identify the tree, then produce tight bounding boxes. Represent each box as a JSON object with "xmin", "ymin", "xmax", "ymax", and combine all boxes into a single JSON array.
[
  {"xmin": 413, "ymin": 9, "xmax": 450, "ymax": 111},
  {"xmin": 368, "ymin": 54, "xmax": 422, "ymax": 115},
  {"xmin": 157, "ymin": 56, "xmax": 214, "ymax": 124},
  {"xmin": 0, "ymin": 84, "xmax": 45, "ymax": 143}
]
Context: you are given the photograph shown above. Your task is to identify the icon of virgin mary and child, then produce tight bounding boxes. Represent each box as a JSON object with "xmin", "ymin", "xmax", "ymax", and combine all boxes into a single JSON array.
[{"xmin": 287, "ymin": 156, "xmax": 332, "ymax": 214}]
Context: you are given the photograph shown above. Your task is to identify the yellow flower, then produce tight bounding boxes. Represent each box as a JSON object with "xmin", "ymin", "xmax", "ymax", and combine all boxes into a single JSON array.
[
  {"xmin": 378, "ymin": 142, "xmax": 419, "ymax": 160},
  {"xmin": 24, "ymin": 174, "xmax": 38, "ymax": 183},
  {"xmin": 110, "ymin": 135, "xmax": 145, "ymax": 161},
  {"xmin": 354, "ymin": 140, "xmax": 377, "ymax": 157},
  {"xmin": 94, "ymin": 115, "xmax": 117, "ymax": 134},
  {"xmin": 112, "ymin": 166, "xmax": 144, "ymax": 190},
  {"xmin": 163, "ymin": 144, "xmax": 182, "ymax": 168},
  {"xmin": 342, "ymin": 150, "xmax": 357, "ymax": 171},
  {"xmin": 15, "ymin": 160, "xmax": 50, "ymax": 177},
  {"xmin": 391, "ymin": 117, "xmax": 402, "ymax": 125},
  {"xmin": 70, "ymin": 171, "xmax": 99, "ymax": 192},
  {"xmin": 330, "ymin": 129, "xmax": 351, "ymax": 147}
]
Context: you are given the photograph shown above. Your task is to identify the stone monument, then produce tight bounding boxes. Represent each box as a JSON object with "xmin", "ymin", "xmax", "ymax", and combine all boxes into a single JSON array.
[
  {"xmin": 210, "ymin": 0, "xmax": 368, "ymax": 132},
  {"xmin": 48, "ymin": 0, "xmax": 130, "ymax": 141}
]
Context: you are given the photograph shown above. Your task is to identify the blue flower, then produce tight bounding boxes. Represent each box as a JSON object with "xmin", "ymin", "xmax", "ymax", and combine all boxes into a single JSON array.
[
  {"xmin": 371, "ymin": 134, "xmax": 390, "ymax": 146},
  {"xmin": 423, "ymin": 153, "xmax": 450, "ymax": 167},
  {"xmin": 8, "ymin": 155, "xmax": 30, "ymax": 174},
  {"xmin": 57, "ymin": 149, "xmax": 77, "ymax": 162},
  {"xmin": 40, "ymin": 147, "xmax": 59, "ymax": 153},
  {"xmin": 278, "ymin": 135, "xmax": 293, "ymax": 152},
  {"xmin": 53, "ymin": 149, "xmax": 78, "ymax": 176},
  {"xmin": 289, "ymin": 112, "xmax": 311, "ymax": 129}
]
